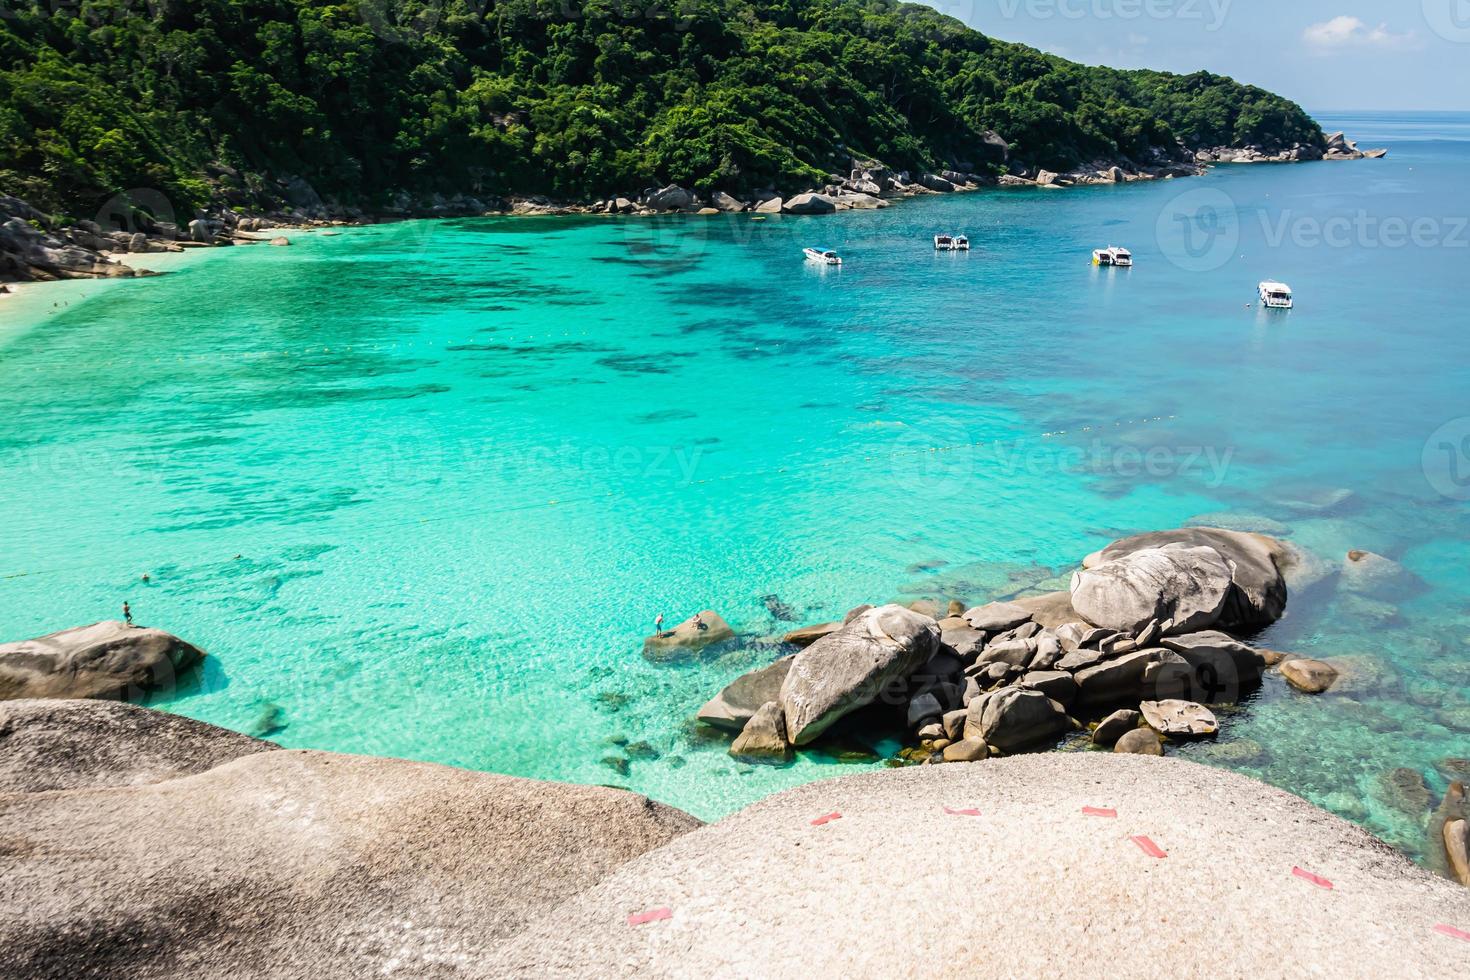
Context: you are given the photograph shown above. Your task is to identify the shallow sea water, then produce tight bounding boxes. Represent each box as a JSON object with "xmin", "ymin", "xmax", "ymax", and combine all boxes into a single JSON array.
[{"xmin": 2, "ymin": 112, "xmax": 1467, "ymax": 857}]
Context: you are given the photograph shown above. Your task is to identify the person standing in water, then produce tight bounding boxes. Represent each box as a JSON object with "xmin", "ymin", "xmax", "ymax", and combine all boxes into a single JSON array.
[{"xmin": 123, "ymin": 601, "xmax": 133, "ymax": 626}]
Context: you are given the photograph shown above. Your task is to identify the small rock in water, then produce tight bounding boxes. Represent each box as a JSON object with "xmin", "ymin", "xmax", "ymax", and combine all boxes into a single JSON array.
[
  {"xmin": 1280, "ymin": 658, "xmax": 1339, "ymax": 694},
  {"xmin": 624, "ymin": 740, "xmax": 661, "ymax": 761},
  {"xmin": 1114, "ymin": 728, "xmax": 1164, "ymax": 756},
  {"xmin": 250, "ymin": 703, "xmax": 287, "ymax": 738},
  {"xmin": 1091, "ymin": 709, "xmax": 1141, "ymax": 747},
  {"xmin": 761, "ymin": 594, "xmax": 798, "ymax": 622},
  {"xmin": 1200, "ymin": 738, "xmax": 1268, "ymax": 766},
  {"xmin": 600, "ymin": 755, "xmax": 631, "ymax": 777}
]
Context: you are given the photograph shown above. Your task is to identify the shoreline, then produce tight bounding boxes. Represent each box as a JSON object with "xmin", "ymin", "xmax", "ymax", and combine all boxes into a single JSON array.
[{"xmin": 0, "ymin": 133, "xmax": 1387, "ymax": 287}]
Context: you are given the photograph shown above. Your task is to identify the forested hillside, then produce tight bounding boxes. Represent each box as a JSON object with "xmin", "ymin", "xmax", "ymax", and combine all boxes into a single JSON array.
[{"xmin": 0, "ymin": 0, "xmax": 1323, "ymax": 216}]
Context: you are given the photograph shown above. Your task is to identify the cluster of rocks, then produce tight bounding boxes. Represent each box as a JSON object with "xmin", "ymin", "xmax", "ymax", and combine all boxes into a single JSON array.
[
  {"xmin": 1197, "ymin": 131, "xmax": 1387, "ymax": 165},
  {"xmin": 696, "ymin": 527, "xmax": 1356, "ymax": 768}
]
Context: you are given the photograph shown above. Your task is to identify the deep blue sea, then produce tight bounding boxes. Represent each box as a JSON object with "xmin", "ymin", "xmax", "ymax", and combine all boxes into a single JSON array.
[{"xmin": 3, "ymin": 111, "xmax": 1467, "ymax": 856}]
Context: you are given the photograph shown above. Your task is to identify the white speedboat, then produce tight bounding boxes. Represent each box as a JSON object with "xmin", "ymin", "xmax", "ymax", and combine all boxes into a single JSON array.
[
  {"xmin": 804, "ymin": 247, "xmax": 842, "ymax": 265},
  {"xmin": 1259, "ymin": 281, "xmax": 1293, "ymax": 309},
  {"xmin": 1093, "ymin": 245, "xmax": 1132, "ymax": 267},
  {"xmin": 934, "ymin": 234, "xmax": 970, "ymax": 251}
]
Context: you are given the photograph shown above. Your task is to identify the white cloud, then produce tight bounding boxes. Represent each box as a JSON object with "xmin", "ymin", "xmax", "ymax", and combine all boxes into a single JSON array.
[{"xmin": 1302, "ymin": 16, "xmax": 1420, "ymax": 51}]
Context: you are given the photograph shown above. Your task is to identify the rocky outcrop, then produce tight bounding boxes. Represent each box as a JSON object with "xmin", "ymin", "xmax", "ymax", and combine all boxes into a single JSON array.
[
  {"xmin": 0, "ymin": 733, "xmax": 701, "ymax": 979},
  {"xmin": 0, "ymin": 621, "xmax": 205, "ymax": 702},
  {"xmin": 645, "ymin": 184, "xmax": 695, "ymax": 211},
  {"xmin": 1114, "ymin": 727, "xmax": 1164, "ymax": 755},
  {"xmin": 964, "ymin": 688, "xmax": 1072, "ymax": 753},
  {"xmin": 2, "ymin": 196, "xmax": 143, "ymax": 282},
  {"xmin": 729, "ymin": 701, "xmax": 791, "ymax": 764},
  {"xmin": 780, "ymin": 604, "xmax": 939, "ymax": 745},
  {"xmin": 782, "ymin": 192, "xmax": 838, "ymax": 215},
  {"xmin": 1280, "ymin": 658, "xmax": 1339, "ymax": 694},
  {"xmin": 643, "ymin": 610, "xmax": 734, "ymax": 661},
  {"xmin": 1085, "ymin": 527, "xmax": 1290, "ymax": 631},
  {"xmin": 1140, "ymin": 699, "xmax": 1218, "ymax": 736},
  {"xmin": 1070, "ymin": 545, "xmax": 1233, "ymax": 634},
  {"xmin": 0, "ymin": 698, "xmax": 276, "ymax": 793},
  {"xmin": 699, "ymin": 526, "xmax": 1303, "ymax": 768},
  {"xmin": 711, "ymin": 190, "xmax": 746, "ymax": 212},
  {"xmin": 697, "ymin": 655, "xmax": 794, "ymax": 731},
  {"xmin": 782, "ymin": 621, "xmax": 841, "ymax": 647},
  {"xmin": 1092, "ymin": 708, "xmax": 1140, "ymax": 746}
]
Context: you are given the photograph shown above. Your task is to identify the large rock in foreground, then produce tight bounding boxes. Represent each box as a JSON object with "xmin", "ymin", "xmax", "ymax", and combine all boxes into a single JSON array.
[
  {"xmin": 487, "ymin": 756, "xmax": 1470, "ymax": 975},
  {"xmin": 0, "ymin": 698, "xmax": 275, "ymax": 793},
  {"xmin": 0, "ymin": 620, "xmax": 205, "ymax": 701},
  {"xmin": 0, "ymin": 741, "xmax": 700, "ymax": 978},
  {"xmin": 1085, "ymin": 527, "xmax": 1290, "ymax": 631},
  {"xmin": 1070, "ymin": 545, "xmax": 1233, "ymax": 635},
  {"xmin": 780, "ymin": 604, "xmax": 939, "ymax": 745}
]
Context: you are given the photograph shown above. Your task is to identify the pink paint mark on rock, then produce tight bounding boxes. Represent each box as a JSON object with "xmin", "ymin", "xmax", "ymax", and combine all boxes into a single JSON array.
[
  {"xmin": 1434, "ymin": 924, "xmax": 1470, "ymax": 943},
  {"xmin": 1291, "ymin": 866, "xmax": 1333, "ymax": 889},
  {"xmin": 1130, "ymin": 835, "xmax": 1167, "ymax": 858},
  {"xmin": 942, "ymin": 806, "xmax": 982, "ymax": 817},
  {"xmin": 810, "ymin": 812, "xmax": 842, "ymax": 826},
  {"xmin": 627, "ymin": 907, "xmax": 672, "ymax": 926},
  {"xmin": 1082, "ymin": 806, "xmax": 1118, "ymax": 818}
]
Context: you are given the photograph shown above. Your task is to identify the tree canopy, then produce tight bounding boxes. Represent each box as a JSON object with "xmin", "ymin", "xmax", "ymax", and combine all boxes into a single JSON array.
[{"xmin": 0, "ymin": 0, "xmax": 1323, "ymax": 215}]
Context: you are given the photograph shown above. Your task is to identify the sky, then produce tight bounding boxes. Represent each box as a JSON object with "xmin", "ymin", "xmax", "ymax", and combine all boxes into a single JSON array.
[{"xmin": 925, "ymin": 0, "xmax": 1470, "ymax": 111}]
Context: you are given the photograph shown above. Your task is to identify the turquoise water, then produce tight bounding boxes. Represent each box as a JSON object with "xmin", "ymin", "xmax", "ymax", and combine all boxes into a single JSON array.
[{"xmin": 3, "ymin": 112, "xmax": 1467, "ymax": 857}]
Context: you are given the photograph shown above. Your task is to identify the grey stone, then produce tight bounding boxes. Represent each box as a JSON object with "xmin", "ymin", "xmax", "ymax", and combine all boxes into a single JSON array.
[
  {"xmin": 1114, "ymin": 727, "xmax": 1164, "ymax": 755},
  {"xmin": 1073, "ymin": 648, "xmax": 1184, "ymax": 707},
  {"xmin": 0, "ymin": 699, "xmax": 275, "ymax": 793},
  {"xmin": 646, "ymin": 184, "xmax": 694, "ymax": 211},
  {"xmin": 0, "ymin": 738, "xmax": 700, "ymax": 977},
  {"xmin": 644, "ymin": 610, "xmax": 735, "ymax": 661},
  {"xmin": 730, "ymin": 702, "xmax": 791, "ymax": 764},
  {"xmin": 697, "ymin": 655, "xmax": 794, "ymax": 731},
  {"xmin": 780, "ymin": 605, "xmax": 939, "ymax": 745},
  {"xmin": 1071, "ymin": 545, "xmax": 1233, "ymax": 635},
  {"xmin": 1159, "ymin": 631, "xmax": 1267, "ymax": 703},
  {"xmin": 782, "ymin": 622, "xmax": 842, "ymax": 647},
  {"xmin": 941, "ymin": 737, "xmax": 989, "ymax": 762},
  {"xmin": 782, "ymin": 192, "xmax": 838, "ymax": 214},
  {"xmin": 907, "ymin": 691, "xmax": 944, "ymax": 728},
  {"xmin": 962, "ymin": 601, "xmax": 1034, "ymax": 632},
  {"xmin": 711, "ymin": 191, "xmax": 746, "ymax": 212},
  {"xmin": 1084, "ymin": 528, "xmax": 1291, "ymax": 631},
  {"xmin": 942, "ymin": 708, "xmax": 969, "ymax": 741},
  {"xmin": 1092, "ymin": 708, "xmax": 1141, "ymax": 746},
  {"xmin": 964, "ymin": 688, "xmax": 1071, "ymax": 753},
  {"xmin": 978, "ymin": 638, "xmax": 1035, "ymax": 668},
  {"xmin": 1140, "ymin": 700, "xmax": 1219, "ymax": 736},
  {"xmin": 0, "ymin": 620, "xmax": 205, "ymax": 702},
  {"xmin": 1020, "ymin": 670, "xmax": 1077, "ymax": 707},
  {"xmin": 1280, "ymin": 658, "xmax": 1340, "ymax": 694}
]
